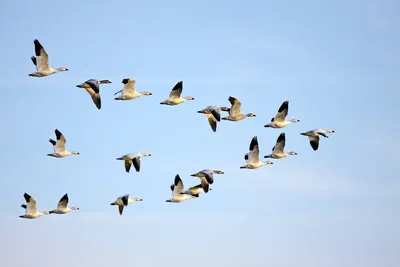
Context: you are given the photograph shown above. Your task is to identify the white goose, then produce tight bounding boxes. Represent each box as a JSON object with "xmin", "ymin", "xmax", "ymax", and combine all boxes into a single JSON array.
[
  {"xmin": 181, "ymin": 184, "xmax": 212, "ymax": 198},
  {"xmin": 114, "ymin": 78, "xmax": 152, "ymax": 100},
  {"xmin": 264, "ymin": 101, "xmax": 300, "ymax": 128},
  {"xmin": 166, "ymin": 175, "xmax": 197, "ymax": 203},
  {"xmin": 110, "ymin": 194, "xmax": 143, "ymax": 215},
  {"xmin": 116, "ymin": 152, "xmax": 152, "ymax": 173},
  {"xmin": 160, "ymin": 81, "xmax": 195, "ymax": 105},
  {"xmin": 49, "ymin": 194, "xmax": 80, "ymax": 214},
  {"xmin": 76, "ymin": 79, "xmax": 112, "ymax": 109},
  {"xmin": 300, "ymin": 129, "xmax": 335, "ymax": 151},
  {"xmin": 47, "ymin": 129, "xmax": 80, "ymax": 158},
  {"xmin": 190, "ymin": 169, "xmax": 224, "ymax": 193},
  {"xmin": 240, "ymin": 136, "xmax": 273, "ymax": 169},
  {"xmin": 264, "ymin": 133, "xmax": 297, "ymax": 159},
  {"xmin": 221, "ymin": 96, "xmax": 256, "ymax": 121},
  {"xmin": 28, "ymin": 39, "xmax": 69, "ymax": 77},
  {"xmin": 197, "ymin": 106, "xmax": 221, "ymax": 132},
  {"xmin": 19, "ymin": 193, "xmax": 49, "ymax": 219}
]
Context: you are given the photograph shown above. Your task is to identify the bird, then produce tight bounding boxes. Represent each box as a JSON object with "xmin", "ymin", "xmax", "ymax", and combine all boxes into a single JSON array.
[
  {"xmin": 28, "ymin": 39, "xmax": 69, "ymax": 77},
  {"xmin": 110, "ymin": 194, "xmax": 143, "ymax": 215},
  {"xmin": 49, "ymin": 194, "xmax": 79, "ymax": 214},
  {"xmin": 220, "ymin": 96, "xmax": 256, "ymax": 121},
  {"xmin": 47, "ymin": 129, "xmax": 80, "ymax": 158},
  {"xmin": 240, "ymin": 136, "xmax": 273, "ymax": 169},
  {"xmin": 300, "ymin": 129, "xmax": 335, "ymax": 151},
  {"xmin": 116, "ymin": 153, "xmax": 152, "ymax": 173},
  {"xmin": 76, "ymin": 79, "xmax": 112, "ymax": 109},
  {"xmin": 264, "ymin": 133, "xmax": 297, "ymax": 159},
  {"xmin": 190, "ymin": 169, "xmax": 224, "ymax": 193},
  {"xmin": 166, "ymin": 175, "xmax": 198, "ymax": 203},
  {"xmin": 197, "ymin": 106, "xmax": 221, "ymax": 132},
  {"xmin": 181, "ymin": 184, "xmax": 212, "ymax": 198},
  {"xmin": 19, "ymin": 193, "xmax": 49, "ymax": 219},
  {"xmin": 160, "ymin": 81, "xmax": 195, "ymax": 105},
  {"xmin": 114, "ymin": 78, "xmax": 152, "ymax": 100},
  {"xmin": 264, "ymin": 101, "xmax": 300, "ymax": 128}
]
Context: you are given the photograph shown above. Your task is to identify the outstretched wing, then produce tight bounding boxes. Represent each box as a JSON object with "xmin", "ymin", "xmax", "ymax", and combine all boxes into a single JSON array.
[
  {"xmin": 275, "ymin": 101, "xmax": 289, "ymax": 122},
  {"xmin": 33, "ymin": 39, "xmax": 51, "ymax": 71},
  {"xmin": 228, "ymin": 96, "xmax": 242, "ymax": 116},
  {"xmin": 57, "ymin": 193, "xmax": 69, "ymax": 209},
  {"xmin": 169, "ymin": 81, "xmax": 183, "ymax": 98},
  {"xmin": 55, "ymin": 129, "xmax": 66, "ymax": 153}
]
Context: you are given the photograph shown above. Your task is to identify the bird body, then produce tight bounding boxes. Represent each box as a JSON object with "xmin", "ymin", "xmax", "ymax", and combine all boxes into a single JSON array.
[
  {"xmin": 221, "ymin": 96, "xmax": 256, "ymax": 121},
  {"xmin": 110, "ymin": 194, "xmax": 143, "ymax": 215},
  {"xmin": 114, "ymin": 78, "xmax": 152, "ymax": 100},
  {"xmin": 300, "ymin": 129, "xmax": 335, "ymax": 151},
  {"xmin": 197, "ymin": 106, "xmax": 221, "ymax": 132},
  {"xmin": 264, "ymin": 133, "xmax": 297, "ymax": 159},
  {"xmin": 49, "ymin": 194, "xmax": 79, "ymax": 214},
  {"xmin": 160, "ymin": 81, "xmax": 194, "ymax": 105},
  {"xmin": 240, "ymin": 136, "xmax": 273, "ymax": 169},
  {"xmin": 166, "ymin": 175, "xmax": 197, "ymax": 203},
  {"xmin": 190, "ymin": 169, "xmax": 224, "ymax": 193},
  {"xmin": 264, "ymin": 101, "xmax": 299, "ymax": 128},
  {"xmin": 116, "ymin": 152, "xmax": 151, "ymax": 173},
  {"xmin": 76, "ymin": 79, "xmax": 112, "ymax": 109},
  {"xmin": 19, "ymin": 193, "xmax": 49, "ymax": 219},
  {"xmin": 47, "ymin": 129, "xmax": 80, "ymax": 158}
]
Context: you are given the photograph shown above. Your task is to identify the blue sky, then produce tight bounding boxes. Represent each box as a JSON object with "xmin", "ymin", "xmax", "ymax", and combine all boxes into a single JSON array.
[{"xmin": 0, "ymin": 0, "xmax": 399, "ymax": 266}]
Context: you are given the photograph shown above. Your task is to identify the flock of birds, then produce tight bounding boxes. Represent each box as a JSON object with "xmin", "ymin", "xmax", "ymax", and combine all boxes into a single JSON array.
[{"xmin": 19, "ymin": 39, "xmax": 336, "ymax": 219}]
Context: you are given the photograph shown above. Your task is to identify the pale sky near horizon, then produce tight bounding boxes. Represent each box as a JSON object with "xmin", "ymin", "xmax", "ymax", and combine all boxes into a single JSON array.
[{"xmin": 1, "ymin": 1, "xmax": 399, "ymax": 266}]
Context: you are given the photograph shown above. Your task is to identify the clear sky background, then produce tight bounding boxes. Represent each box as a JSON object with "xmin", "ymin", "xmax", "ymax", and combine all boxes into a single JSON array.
[{"xmin": 0, "ymin": 0, "xmax": 399, "ymax": 266}]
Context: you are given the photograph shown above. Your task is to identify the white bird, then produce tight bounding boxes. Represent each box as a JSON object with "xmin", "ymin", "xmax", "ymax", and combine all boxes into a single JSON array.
[
  {"xmin": 76, "ymin": 79, "xmax": 112, "ymax": 109},
  {"xmin": 47, "ymin": 129, "xmax": 80, "ymax": 158},
  {"xmin": 264, "ymin": 133, "xmax": 297, "ymax": 159},
  {"xmin": 166, "ymin": 175, "xmax": 197, "ymax": 203},
  {"xmin": 160, "ymin": 81, "xmax": 195, "ymax": 105},
  {"xmin": 221, "ymin": 96, "xmax": 256, "ymax": 121},
  {"xmin": 49, "ymin": 194, "xmax": 80, "ymax": 214},
  {"xmin": 116, "ymin": 153, "xmax": 152, "ymax": 173},
  {"xmin": 264, "ymin": 101, "xmax": 300, "ymax": 128},
  {"xmin": 114, "ymin": 78, "xmax": 152, "ymax": 100},
  {"xmin": 19, "ymin": 193, "xmax": 49, "ymax": 219},
  {"xmin": 240, "ymin": 136, "xmax": 273, "ymax": 169},
  {"xmin": 197, "ymin": 106, "xmax": 221, "ymax": 132},
  {"xmin": 300, "ymin": 129, "xmax": 335, "ymax": 151},
  {"xmin": 28, "ymin": 39, "xmax": 69, "ymax": 77},
  {"xmin": 181, "ymin": 184, "xmax": 212, "ymax": 198},
  {"xmin": 190, "ymin": 169, "xmax": 224, "ymax": 193},
  {"xmin": 110, "ymin": 194, "xmax": 143, "ymax": 215}
]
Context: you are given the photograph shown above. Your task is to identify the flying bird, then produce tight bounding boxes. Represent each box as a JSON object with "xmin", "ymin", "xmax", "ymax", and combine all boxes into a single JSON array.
[
  {"xmin": 264, "ymin": 133, "xmax": 297, "ymax": 159},
  {"xmin": 28, "ymin": 39, "xmax": 69, "ymax": 77},
  {"xmin": 110, "ymin": 194, "xmax": 143, "ymax": 215},
  {"xmin": 197, "ymin": 106, "xmax": 221, "ymax": 132},
  {"xmin": 240, "ymin": 136, "xmax": 273, "ymax": 169},
  {"xmin": 47, "ymin": 129, "xmax": 80, "ymax": 158},
  {"xmin": 221, "ymin": 96, "xmax": 256, "ymax": 121},
  {"xmin": 190, "ymin": 169, "xmax": 224, "ymax": 193},
  {"xmin": 166, "ymin": 175, "xmax": 198, "ymax": 203},
  {"xmin": 116, "ymin": 153, "xmax": 152, "ymax": 173},
  {"xmin": 300, "ymin": 129, "xmax": 335, "ymax": 151},
  {"xmin": 76, "ymin": 79, "xmax": 112, "ymax": 109},
  {"xmin": 160, "ymin": 81, "xmax": 195, "ymax": 105},
  {"xmin": 264, "ymin": 101, "xmax": 299, "ymax": 128},
  {"xmin": 49, "ymin": 193, "xmax": 79, "ymax": 214},
  {"xmin": 114, "ymin": 78, "xmax": 152, "ymax": 100},
  {"xmin": 181, "ymin": 184, "xmax": 212, "ymax": 198},
  {"xmin": 19, "ymin": 193, "xmax": 49, "ymax": 219}
]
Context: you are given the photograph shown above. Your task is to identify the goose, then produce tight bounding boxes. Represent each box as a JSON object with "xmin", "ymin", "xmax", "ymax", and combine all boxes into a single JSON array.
[
  {"xmin": 197, "ymin": 106, "xmax": 221, "ymax": 132},
  {"xmin": 160, "ymin": 81, "xmax": 195, "ymax": 105},
  {"xmin": 110, "ymin": 194, "xmax": 143, "ymax": 215},
  {"xmin": 181, "ymin": 184, "xmax": 212, "ymax": 198},
  {"xmin": 76, "ymin": 79, "xmax": 112, "ymax": 109},
  {"xmin": 300, "ymin": 129, "xmax": 335, "ymax": 151},
  {"xmin": 166, "ymin": 175, "xmax": 197, "ymax": 203},
  {"xmin": 49, "ymin": 194, "xmax": 79, "ymax": 214},
  {"xmin": 116, "ymin": 153, "xmax": 152, "ymax": 173},
  {"xmin": 28, "ymin": 39, "xmax": 69, "ymax": 77},
  {"xmin": 240, "ymin": 136, "xmax": 273, "ymax": 169},
  {"xmin": 19, "ymin": 193, "xmax": 49, "ymax": 219},
  {"xmin": 190, "ymin": 169, "xmax": 224, "ymax": 193},
  {"xmin": 114, "ymin": 78, "xmax": 152, "ymax": 100},
  {"xmin": 264, "ymin": 101, "xmax": 300, "ymax": 128},
  {"xmin": 47, "ymin": 129, "xmax": 80, "ymax": 158},
  {"xmin": 221, "ymin": 96, "xmax": 256, "ymax": 121},
  {"xmin": 264, "ymin": 133, "xmax": 297, "ymax": 159}
]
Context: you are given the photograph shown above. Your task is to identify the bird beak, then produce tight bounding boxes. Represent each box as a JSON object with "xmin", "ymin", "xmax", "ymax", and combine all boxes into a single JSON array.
[
  {"xmin": 76, "ymin": 84, "xmax": 83, "ymax": 88},
  {"xmin": 300, "ymin": 133, "xmax": 306, "ymax": 135},
  {"xmin": 190, "ymin": 174, "xmax": 196, "ymax": 177}
]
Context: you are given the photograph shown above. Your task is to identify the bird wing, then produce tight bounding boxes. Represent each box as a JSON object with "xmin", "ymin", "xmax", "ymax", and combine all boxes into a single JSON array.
[
  {"xmin": 273, "ymin": 133, "xmax": 286, "ymax": 154},
  {"xmin": 173, "ymin": 175, "xmax": 184, "ymax": 197},
  {"xmin": 207, "ymin": 115, "xmax": 217, "ymax": 132},
  {"xmin": 24, "ymin": 193, "xmax": 37, "ymax": 215},
  {"xmin": 169, "ymin": 81, "xmax": 183, "ymax": 99},
  {"xmin": 210, "ymin": 106, "xmax": 221, "ymax": 122},
  {"xmin": 124, "ymin": 160, "xmax": 132, "ymax": 173},
  {"xmin": 55, "ymin": 129, "xmax": 66, "ymax": 153},
  {"xmin": 118, "ymin": 205, "xmax": 124, "ymax": 215},
  {"xmin": 132, "ymin": 157, "xmax": 141, "ymax": 172},
  {"xmin": 57, "ymin": 194, "xmax": 69, "ymax": 209},
  {"xmin": 229, "ymin": 96, "xmax": 242, "ymax": 116},
  {"xmin": 275, "ymin": 101, "xmax": 289, "ymax": 122},
  {"xmin": 122, "ymin": 78, "xmax": 136, "ymax": 95},
  {"xmin": 309, "ymin": 136, "xmax": 320, "ymax": 151},
  {"xmin": 199, "ymin": 177, "xmax": 210, "ymax": 193},
  {"xmin": 248, "ymin": 136, "xmax": 260, "ymax": 163},
  {"xmin": 91, "ymin": 93, "xmax": 101, "ymax": 109},
  {"xmin": 33, "ymin": 39, "xmax": 51, "ymax": 71}
]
